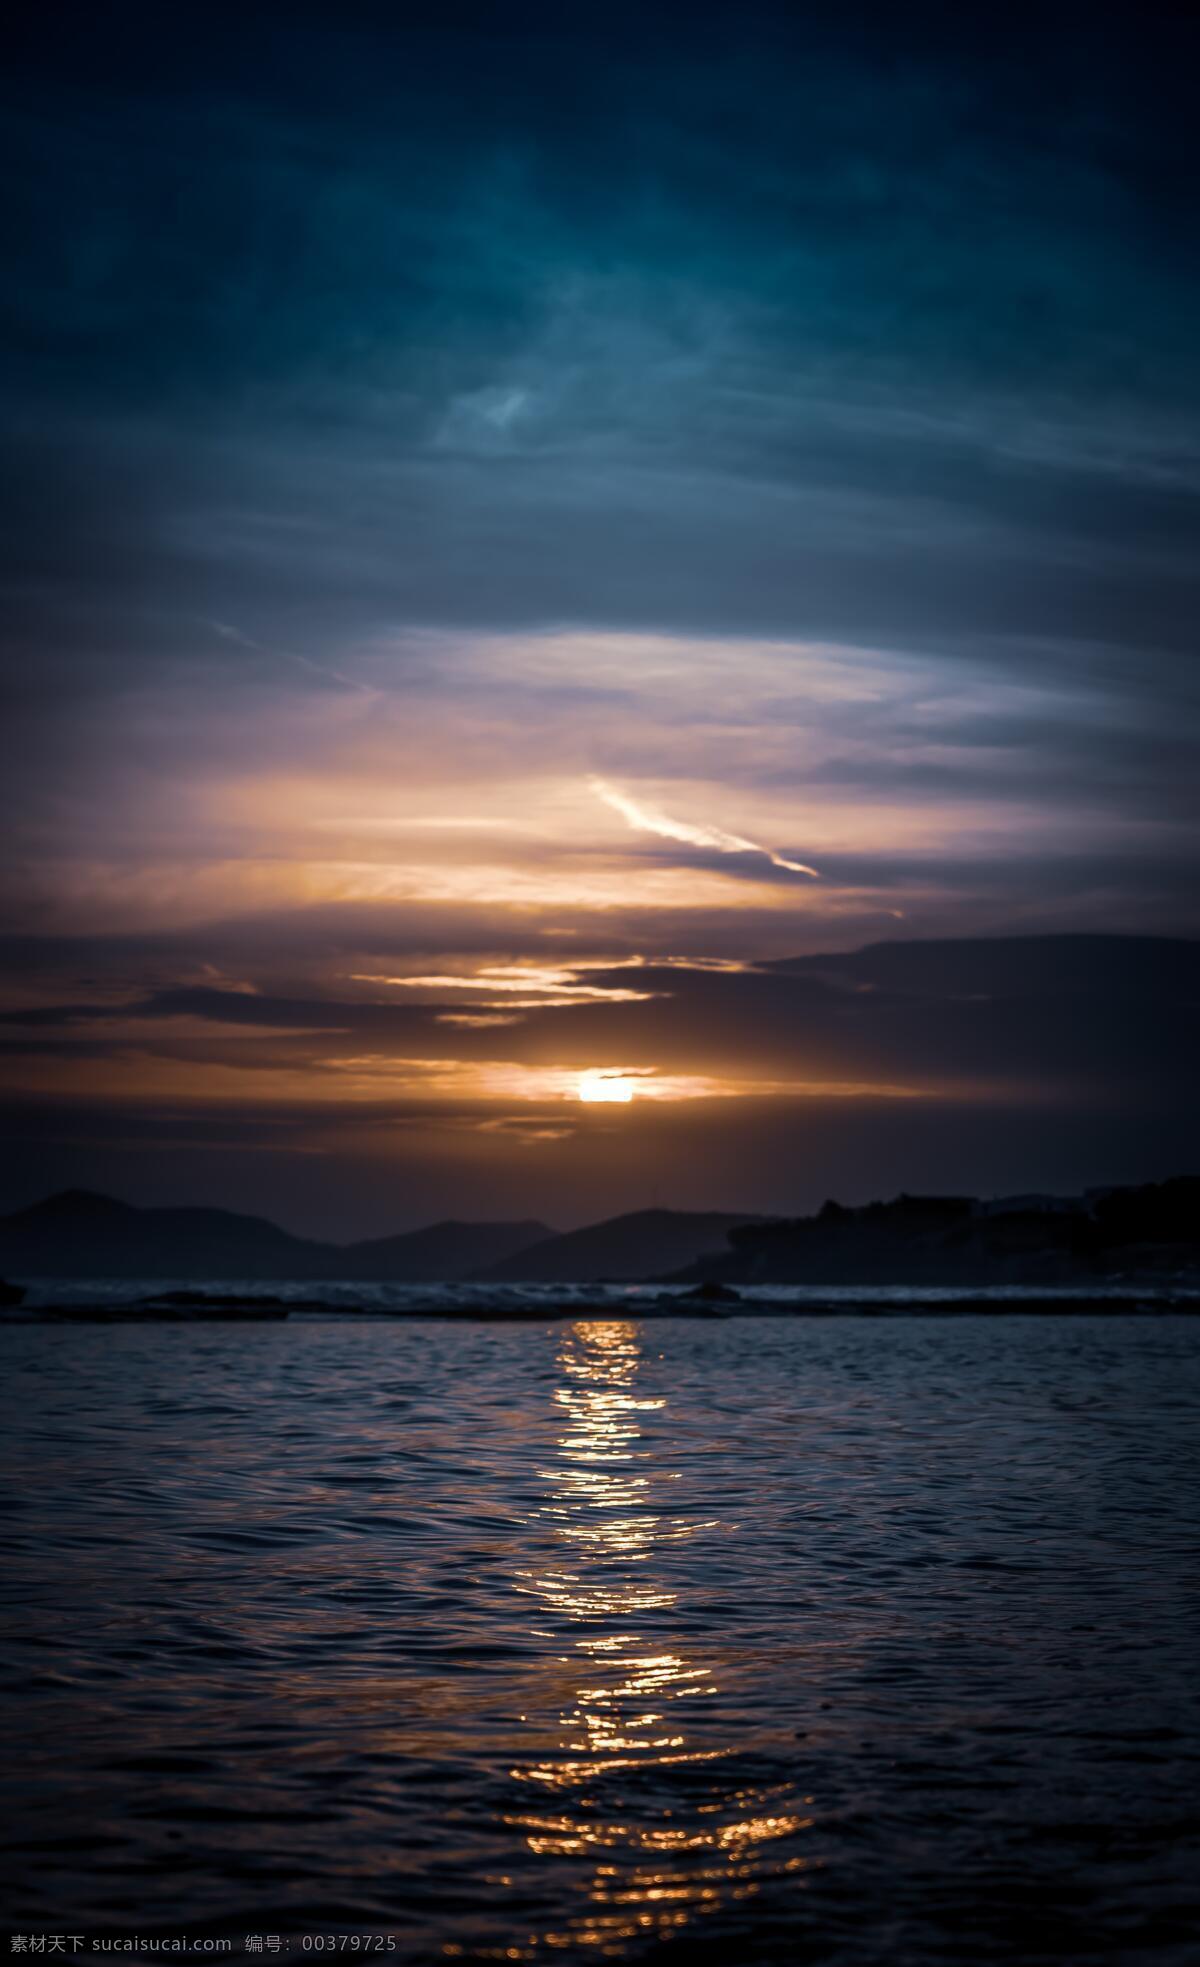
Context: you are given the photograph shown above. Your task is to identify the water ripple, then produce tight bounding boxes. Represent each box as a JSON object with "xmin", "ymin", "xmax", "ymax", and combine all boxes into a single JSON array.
[{"xmin": 1, "ymin": 1315, "xmax": 1198, "ymax": 1964}]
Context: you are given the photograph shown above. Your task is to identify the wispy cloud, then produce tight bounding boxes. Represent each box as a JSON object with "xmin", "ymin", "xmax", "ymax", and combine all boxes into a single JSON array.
[
  {"xmin": 590, "ymin": 778, "xmax": 819, "ymax": 878},
  {"xmin": 348, "ymin": 964, "xmax": 659, "ymax": 1006},
  {"xmin": 210, "ymin": 622, "xmax": 374, "ymax": 697}
]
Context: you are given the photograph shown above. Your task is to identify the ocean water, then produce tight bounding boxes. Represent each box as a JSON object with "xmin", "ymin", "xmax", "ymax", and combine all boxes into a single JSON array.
[
  {"xmin": 1, "ymin": 1315, "xmax": 1197, "ymax": 1965},
  {"xmin": 13, "ymin": 1277, "xmax": 1194, "ymax": 1311}
]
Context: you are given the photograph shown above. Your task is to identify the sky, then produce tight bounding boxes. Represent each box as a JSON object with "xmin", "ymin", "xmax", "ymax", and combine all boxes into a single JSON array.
[{"xmin": 1, "ymin": 0, "xmax": 1197, "ymax": 1236}]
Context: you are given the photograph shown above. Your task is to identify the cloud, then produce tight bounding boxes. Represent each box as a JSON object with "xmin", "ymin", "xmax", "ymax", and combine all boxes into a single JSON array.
[
  {"xmin": 1, "ymin": 932, "xmax": 1196, "ymax": 1235},
  {"xmin": 1, "ymin": 3, "xmax": 1197, "ymax": 1234},
  {"xmin": 3, "ymin": 935, "xmax": 1195, "ymax": 1108},
  {"xmin": 348, "ymin": 963, "xmax": 659, "ymax": 1006},
  {"xmin": 590, "ymin": 778, "xmax": 819, "ymax": 878},
  {"xmin": 209, "ymin": 621, "xmax": 374, "ymax": 696}
]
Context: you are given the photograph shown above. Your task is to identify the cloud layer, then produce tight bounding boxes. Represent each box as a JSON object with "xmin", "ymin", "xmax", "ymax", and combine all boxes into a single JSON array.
[{"xmin": 1, "ymin": 1, "xmax": 1197, "ymax": 1226}]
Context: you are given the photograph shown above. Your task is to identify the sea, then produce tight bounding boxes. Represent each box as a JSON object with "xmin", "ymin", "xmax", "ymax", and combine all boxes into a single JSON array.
[
  {"xmin": 2, "ymin": 1309, "xmax": 1198, "ymax": 1965},
  {"xmin": 10, "ymin": 1277, "xmax": 1198, "ymax": 1312}
]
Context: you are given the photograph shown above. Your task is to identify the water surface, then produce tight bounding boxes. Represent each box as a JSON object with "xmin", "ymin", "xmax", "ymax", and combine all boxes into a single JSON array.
[{"xmin": 2, "ymin": 1316, "xmax": 1197, "ymax": 1964}]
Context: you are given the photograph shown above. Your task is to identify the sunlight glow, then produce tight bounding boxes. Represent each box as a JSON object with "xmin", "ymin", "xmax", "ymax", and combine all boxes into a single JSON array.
[{"xmin": 578, "ymin": 1070, "xmax": 636, "ymax": 1104}]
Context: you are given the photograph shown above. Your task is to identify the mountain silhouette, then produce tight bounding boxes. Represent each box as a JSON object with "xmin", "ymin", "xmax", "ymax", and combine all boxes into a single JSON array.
[
  {"xmin": 0, "ymin": 1191, "xmax": 552, "ymax": 1282},
  {"xmin": 476, "ymin": 1209, "xmax": 769, "ymax": 1283},
  {"xmin": 2, "ymin": 1181, "xmax": 1196, "ymax": 1291},
  {"xmin": 337, "ymin": 1219, "xmax": 553, "ymax": 1282},
  {"xmin": 670, "ymin": 1180, "xmax": 1200, "ymax": 1286}
]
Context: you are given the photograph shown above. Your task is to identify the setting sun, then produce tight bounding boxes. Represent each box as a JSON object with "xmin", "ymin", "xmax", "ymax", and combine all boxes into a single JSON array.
[{"xmin": 577, "ymin": 1070, "xmax": 636, "ymax": 1104}]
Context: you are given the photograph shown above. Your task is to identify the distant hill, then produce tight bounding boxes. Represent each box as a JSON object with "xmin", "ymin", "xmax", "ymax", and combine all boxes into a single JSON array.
[
  {"xmin": 0, "ymin": 1190, "xmax": 553, "ymax": 1283},
  {"xmin": 670, "ymin": 1179, "xmax": 1200, "ymax": 1287},
  {"xmin": 341, "ymin": 1219, "xmax": 553, "ymax": 1282},
  {"xmin": 476, "ymin": 1209, "xmax": 769, "ymax": 1283},
  {"xmin": 3, "ymin": 1180, "xmax": 1195, "ymax": 1291},
  {"xmin": 0, "ymin": 1191, "xmax": 327, "ymax": 1281}
]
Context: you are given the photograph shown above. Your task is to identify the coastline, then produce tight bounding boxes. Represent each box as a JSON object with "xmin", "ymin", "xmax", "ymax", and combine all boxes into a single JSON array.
[{"xmin": 7, "ymin": 1288, "xmax": 1200, "ymax": 1322}]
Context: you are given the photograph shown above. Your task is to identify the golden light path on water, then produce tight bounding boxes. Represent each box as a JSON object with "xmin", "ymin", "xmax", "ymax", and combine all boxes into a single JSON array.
[{"xmin": 460, "ymin": 1322, "xmax": 814, "ymax": 1958}]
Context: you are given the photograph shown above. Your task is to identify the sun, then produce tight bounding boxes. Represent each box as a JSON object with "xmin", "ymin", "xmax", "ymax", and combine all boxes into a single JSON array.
[{"xmin": 577, "ymin": 1069, "xmax": 635, "ymax": 1104}]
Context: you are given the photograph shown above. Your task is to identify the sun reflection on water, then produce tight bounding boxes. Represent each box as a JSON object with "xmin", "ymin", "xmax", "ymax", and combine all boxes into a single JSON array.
[{"xmin": 496, "ymin": 1320, "xmax": 811, "ymax": 1957}]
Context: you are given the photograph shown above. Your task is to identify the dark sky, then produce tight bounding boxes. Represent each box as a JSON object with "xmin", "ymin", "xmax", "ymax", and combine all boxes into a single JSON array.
[{"xmin": 1, "ymin": 1, "xmax": 1197, "ymax": 1234}]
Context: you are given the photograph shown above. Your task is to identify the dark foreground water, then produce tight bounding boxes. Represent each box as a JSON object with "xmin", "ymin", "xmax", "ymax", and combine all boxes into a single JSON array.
[{"xmin": 2, "ymin": 1317, "xmax": 1198, "ymax": 1966}]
